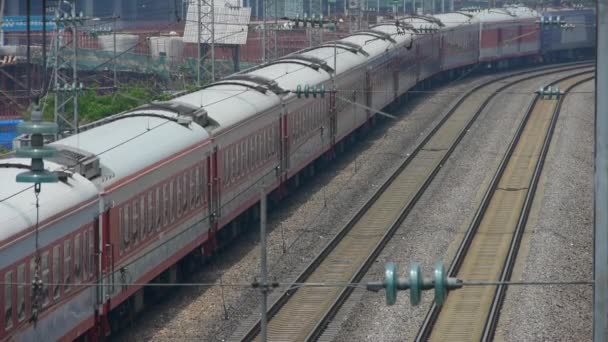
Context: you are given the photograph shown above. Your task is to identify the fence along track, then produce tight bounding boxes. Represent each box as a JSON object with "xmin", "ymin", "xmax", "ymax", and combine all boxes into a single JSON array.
[
  {"xmin": 231, "ymin": 62, "xmax": 593, "ymax": 342},
  {"xmin": 417, "ymin": 71, "xmax": 594, "ymax": 342}
]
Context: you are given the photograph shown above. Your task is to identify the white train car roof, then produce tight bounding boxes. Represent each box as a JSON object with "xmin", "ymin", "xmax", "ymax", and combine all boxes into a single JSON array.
[
  {"xmin": 503, "ymin": 5, "xmax": 538, "ymax": 18},
  {"xmin": 433, "ymin": 12, "xmax": 480, "ymax": 28},
  {"xmin": 398, "ymin": 15, "xmax": 442, "ymax": 32},
  {"xmin": 176, "ymin": 83, "xmax": 282, "ymax": 130},
  {"xmin": 55, "ymin": 109, "xmax": 210, "ymax": 187},
  {"xmin": 474, "ymin": 9, "xmax": 519, "ymax": 23},
  {"xmin": 0, "ymin": 159, "xmax": 98, "ymax": 241},
  {"xmin": 341, "ymin": 27, "xmax": 411, "ymax": 60},
  {"xmin": 298, "ymin": 45, "xmax": 369, "ymax": 74}
]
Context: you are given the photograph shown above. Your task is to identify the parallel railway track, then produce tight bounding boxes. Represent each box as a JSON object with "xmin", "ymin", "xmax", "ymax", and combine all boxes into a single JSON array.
[
  {"xmin": 416, "ymin": 71, "xmax": 594, "ymax": 342},
  {"xmin": 231, "ymin": 62, "xmax": 594, "ymax": 342}
]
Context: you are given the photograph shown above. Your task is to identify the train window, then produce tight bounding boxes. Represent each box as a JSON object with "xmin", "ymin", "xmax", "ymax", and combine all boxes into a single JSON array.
[
  {"xmin": 223, "ymin": 152, "xmax": 229, "ymax": 186},
  {"xmin": 251, "ymin": 136, "xmax": 257, "ymax": 167},
  {"xmin": 271, "ymin": 126, "xmax": 277, "ymax": 156},
  {"xmin": 231, "ymin": 148, "xmax": 237, "ymax": 182},
  {"xmin": 118, "ymin": 208, "xmax": 123, "ymax": 252},
  {"xmin": 195, "ymin": 167, "xmax": 201, "ymax": 206},
  {"xmin": 52, "ymin": 245, "xmax": 60, "ymax": 300},
  {"xmin": 177, "ymin": 175, "xmax": 183, "ymax": 218},
  {"xmin": 262, "ymin": 130, "xmax": 267, "ymax": 160},
  {"xmin": 83, "ymin": 231, "xmax": 89, "ymax": 280},
  {"xmin": 88, "ymin": 228, "xmax": 95, "ymax": 279},
  {"xmin": 64, "ymin": 240, "xmax": 71, "ymax": 293},
  {"xmin": 190, "ymin": 169, "xmax": 196, "ymax": 207},
  {"xmin": 147, "ymin": 192, "xmax": 154, "ymax": 235},
  {"xmin": 241, "ymin": 142, "xmax": 246, "ymax": 176},
  {"xmin": 198, "ymin": 165, "xmax": 205, "ymax": 206},
  {"xmin": 41, "ymin": 251, "xmax": 49, "ymax": 306},
  {"xmin": 140, "ymin": 197, "xmax": 146, "ymax": 241},
  {"xmin": 163, "ymin": 183, "xmax": 169, "ymax": 227},
  {"xmin": 74, "ymin": 233, "xmax": 81, "ymax": 283},
  {"xmin": 17, "ymin": 264, "xmax": 24, "ymax": 322},
  {"xmin": 170, "ymin": 180, "xmax": 175, "ymax": 224},
  {"xmin": 132, "ymin": 202, "xmax": 139, "ymax": 246},
  {"xmin": 236, "ymin": 143, "xmax": 241, "ymax": 178},
  {"xmin": 258, "ymin": 134, "xmax": 263, "ymax": 165},
  {"xmin": 155, "ymin": 187, "xmax": 162, "ymax": 230},
  {"xmin": 123, "ymin": 206, "xmax": 130, "ymax": 249},
  {"xmin": 241, "ymin": 141, "xmax": 246, "ymax": 177},
  {"xmin": 4, "ymin": 271, "xmax": 12, "ymax": 329},
  {"xmin": 182, "ymin": 173, "xmax": 188, "ymax": 213},
  {"xmin": 265, "ymin": 128, "xmax": 271, "ymax": 158}
]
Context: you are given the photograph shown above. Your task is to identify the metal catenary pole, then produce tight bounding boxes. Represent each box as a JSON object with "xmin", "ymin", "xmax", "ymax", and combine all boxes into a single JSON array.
[
  {"xmin": 197, "ymin": 0, "xmax": 202, "ymax": 86},
  {"xmin": 259, "ymin": 185, "xmax": 268, "ymax": 342},
  {"xmin": 113, "ymin": 15, "xmax": 117, "ymax": 90},
  {"xmin": 594, "ymin": 0, "xmax": 608, "ymax": 340},
  {"xmin": 42, "ymin": 0, "xmax": 47, "ymax": 95},
  {"xmin": 27, "ymin": 0, "xmax": 31, "ymax": 103},
  {"xmin": 72, "ymin": 3, "xmax": 79, "ymax": 133}
]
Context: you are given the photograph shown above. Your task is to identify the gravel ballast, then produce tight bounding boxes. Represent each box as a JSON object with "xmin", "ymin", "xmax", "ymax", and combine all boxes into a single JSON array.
[
  {"xmin": 494, "ymin": 80, "xmax": 594, "ymax": 341},
  {"xmin": 331, "ymin": 68, "xmax": 591, "ymax": 342}
]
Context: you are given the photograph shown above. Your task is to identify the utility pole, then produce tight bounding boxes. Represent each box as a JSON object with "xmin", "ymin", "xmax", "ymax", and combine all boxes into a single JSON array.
[
  {"xmin": 0, "ymin": 0, "xmax": 5, "ymax": 47},
  {"xmin": 594, "ymin": 0, "xmax": 608, "ymax": 339},
  {"xmin": 193, "ymin": 0, "xmax": 216, "ymax": 86},
  {"xmin": 197, "ymin": 0, "xmax": 201, "ymax": 86},
  {"xmin": 113, "ymin": 15, "xmax": 117, "ymax": 90},
  {"xmin": 26, "ymin": 0, "xmax": 31, "ymax": 104},
  {"xmin": 262, "ymin": 0, "xmax": 278, "ymax": 62},
  {"xmin": 53, "ymin": 0, "xmax": 86, "ymax": 136},
  {"xmin": 259, "ymin": 186, "xmax": 269, "ymax": 342},
  {"xmin": 42, "ymin": 0, "xmax": 48, "ymax": 95}
]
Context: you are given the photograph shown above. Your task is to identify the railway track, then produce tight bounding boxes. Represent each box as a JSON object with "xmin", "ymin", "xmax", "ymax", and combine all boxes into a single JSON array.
[
  {"xmin": 231, "ymin": 62, "xmax": 594, "ymax": 342},
  {"xmin": 415, "ymin": 71, "xmax": 595, "ymax": 342}
]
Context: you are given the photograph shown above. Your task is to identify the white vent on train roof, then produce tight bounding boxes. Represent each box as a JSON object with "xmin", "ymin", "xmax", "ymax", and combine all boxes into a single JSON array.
[{"xmin": 50, "ymin": 145, "xmax": 101, "ymax": 180}]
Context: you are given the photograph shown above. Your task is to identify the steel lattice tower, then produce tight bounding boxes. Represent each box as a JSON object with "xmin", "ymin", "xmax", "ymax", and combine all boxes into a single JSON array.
[
  {"xmin": 191, "ymin": 0, "xmax": 216, "ymax": 86},
  {"xmin": 52, "ymin": 0, "xmax": 86, "ymax": 136},
  {"xmin": 262, "ymin": 0, "xmax": 278, "ymax": 62}
]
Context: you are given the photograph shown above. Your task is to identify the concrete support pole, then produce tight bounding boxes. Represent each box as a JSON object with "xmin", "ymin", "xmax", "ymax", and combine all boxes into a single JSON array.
[{"xmin": 595, "ymin": 0, "xmax": 608, "ymax": 340}]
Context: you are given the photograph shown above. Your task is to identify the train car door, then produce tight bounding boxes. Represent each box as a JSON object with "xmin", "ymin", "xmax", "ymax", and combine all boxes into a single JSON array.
[
  {"xmin": 98, "ymin": 202, "xmax": 112, "ymax": 337},
  {"xmin": 207, "ymin": 149, "xmax": 219, "ymax": 256}
]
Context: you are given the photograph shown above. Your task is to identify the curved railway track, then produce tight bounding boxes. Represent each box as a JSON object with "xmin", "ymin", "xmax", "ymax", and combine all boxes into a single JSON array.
[
  {"xmin": 415, "ymin": 71, "xmax": 595, "ymax": 342},
  {"xmin": 230, "ymin": 62, "xmax": 594, "ymax": 342}
]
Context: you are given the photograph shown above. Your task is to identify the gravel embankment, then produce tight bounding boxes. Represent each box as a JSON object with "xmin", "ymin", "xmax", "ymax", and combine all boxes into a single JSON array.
[
  {"xmin": 494, "ymin": 80, "xmax": 594, "ymax": 341},
  {"xmin": 332, "ymin": 69, "xmax": 590, "ymax": 342}
]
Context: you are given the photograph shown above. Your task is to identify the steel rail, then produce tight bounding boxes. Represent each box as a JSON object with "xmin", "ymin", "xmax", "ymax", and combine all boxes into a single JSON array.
[
  {"xmin": 233, "ymin": 62, "xmax": 594, "ymax": 342},
  {"xmin": 481, "ymin": 75, "xmax": 595, "ymax": 341},
  {"xmin": 416, "ymin": 71, "xmax": 595, "ymax": 342}
]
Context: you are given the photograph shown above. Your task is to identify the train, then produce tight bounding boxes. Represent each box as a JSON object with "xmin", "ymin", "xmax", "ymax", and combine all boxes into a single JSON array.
[{"xmin": 0, "ymin": 6, "xmax": 596, "ymax": 341}]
